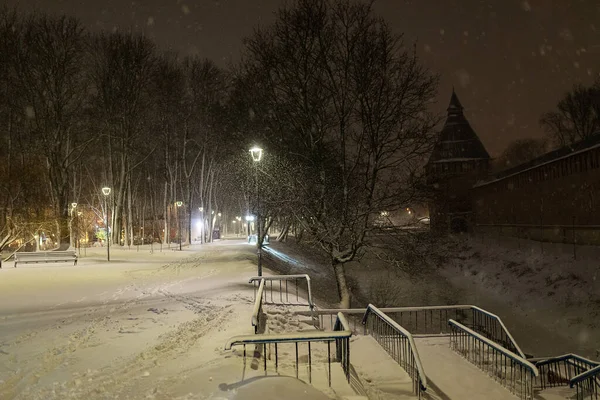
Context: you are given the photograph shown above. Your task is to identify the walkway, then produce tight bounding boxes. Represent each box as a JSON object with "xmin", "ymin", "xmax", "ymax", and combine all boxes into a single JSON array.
[
  {"xmin": 414, "ymin": 336, "xmax": 515, "ymax": 400},
  {"xmin": 350, "ymin": 335, "xmax": 417, "ymax": 399}
]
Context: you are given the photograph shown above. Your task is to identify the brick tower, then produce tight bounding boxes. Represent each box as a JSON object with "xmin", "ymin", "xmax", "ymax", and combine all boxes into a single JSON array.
[{"xmin": 426, "ymin": 90, "xmax": 491, "ymax": 233}]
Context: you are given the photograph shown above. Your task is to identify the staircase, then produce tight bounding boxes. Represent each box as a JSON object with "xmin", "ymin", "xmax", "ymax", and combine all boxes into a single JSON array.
[{"xmin": 224, "ymin": 274, "xmax": 600, "ymax": 400}]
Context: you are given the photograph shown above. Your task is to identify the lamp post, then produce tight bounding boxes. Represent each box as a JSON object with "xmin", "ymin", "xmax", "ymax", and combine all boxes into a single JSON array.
[
  {"xmin": 102, "ymin": 187, "xmax": 111, "ymax": 261},
  {"xmin": 249, "ymin": 146, "xmax": 263, "ymax": 276},
  {"xmin": 235, "ymin": 216, "xmax": 241, "ymax": 237},
  {"xmin": 176, "ymin": 201, "xmax": 183, "ymax": 251},
  {"xmin": 70, "ymin": 203, "xmax": 77, "ymax": 249},
  {"xmin": 77, "ymin": 211, "xmax": 82, "ymax": 256}
]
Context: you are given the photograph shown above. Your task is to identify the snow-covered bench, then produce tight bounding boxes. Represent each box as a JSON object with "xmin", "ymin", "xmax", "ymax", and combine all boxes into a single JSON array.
[{"xmin": 13, "ymin": 251, "xmax": 78, "ymax": 268}]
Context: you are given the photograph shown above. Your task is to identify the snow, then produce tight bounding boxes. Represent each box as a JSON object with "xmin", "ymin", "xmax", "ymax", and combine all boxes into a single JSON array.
[
  {"xmin": 2, "ymin": 239, "xmax": 592, "ymax": 399},
  {"xmin": 349, "ymin": 335, "xmax": 415, "ymax": 399},
  {"xmin": 414, "ymin": 336, "xmax": 516, "ymax": 399},
  {"xmin": 0, "ymin": 243, "xmax": 302, "ymax": 399},
  {"xmin": 441, "ymin": 236, "xmax": 600, "ymax": 359}
]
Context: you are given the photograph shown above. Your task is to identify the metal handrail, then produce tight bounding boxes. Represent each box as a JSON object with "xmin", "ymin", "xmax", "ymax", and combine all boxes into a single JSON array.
[
  {"xmin": 570, "ymin": 365, "xmax": 600, "ymax": 399},
  {"xmin": 449, "ymin": 319, "xmax": 537, "ymax": 400},
  {"xmin": 449, "ymin": 319, "xmax": 538, "ymax": 375},
  {"xmin": 362, "ymin": 304, "xmax": 428, "ymax": 394},
  {"xmin": 225, "ymin": 312, "xmax": 351, "ymax": 386},
  {"xmin": 533, "ymin": 353, "xmax": 600, "ymax": 368},
  {"xmin": 570, "ymin": 364, "xmax": 600, "ymax": 386},
  {"xmin": 228, "ymin": 312, "xmax": 350, "ymax": 349},
  {"xmin": 249, "ymin": 274, "xmax": 314, "ymax": 309},
  {"xmin": 251, "ymin": 278, "xmax": 266, "ymax": 333},
  {"xmin": 306, "ymin": 304, "xmax": 524, "ymax": 357},
  {"xmin": 531, "ymin": 353, "xmax": 600, "ymax": 392},
  {"xmin": 470, "ymin": 305, "xmax": 525, "ymax": 358}
]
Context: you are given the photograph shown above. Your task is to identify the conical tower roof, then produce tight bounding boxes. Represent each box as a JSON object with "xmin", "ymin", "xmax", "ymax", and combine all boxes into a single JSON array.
[{"xmin": 428, "ymin": 90, "xmax": 490, "ymax": 164}]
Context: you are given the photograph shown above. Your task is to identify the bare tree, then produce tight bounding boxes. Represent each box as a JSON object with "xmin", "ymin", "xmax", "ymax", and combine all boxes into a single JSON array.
[
  {"xmin": 540, "ymin": 80, "xmax": 600, "ymax": 147},
  {"xmin": 11, "ymin": 14, "xmax": 91, "ymax": 248},
  {"xmin": 240, "ymin": 0, "xmax": 438, "ymax": 307},
  {"xmin": 88, "ymin": 32, "xmax": 157, "ymax": 246}
]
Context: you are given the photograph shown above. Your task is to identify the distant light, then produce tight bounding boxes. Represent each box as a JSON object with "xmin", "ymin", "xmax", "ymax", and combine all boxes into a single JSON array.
[
  {"xmin": 176, "ymin": 201, "xmax": 183, "ymax": 207},
  {"xmin": 218, "ymin": 212, "xmax": 222, "ymax": 217},
  {"xmin": 102, "ymin": 187, "xmax": 111, "ymax": 196},
  {"xmin": 380, "ymin": 211, "xmax": 389, "ymax": 217},
  {"xmin": 71, "ymin": 202, "xmax": 78, "ymax": 209},
  {"xmin": 245, "ymin": 215, "xmax": 255, "ymax": 222},
  {"xmin": 199, "ymin": 207, "xmax": 204, "ymax": 212},
  {"xmin": 250, "ymin": 146, "xmax": 263, "ymax": 162},
  {"xmin": 232, "ymin": 220, "xmax": 237, "ymax": 223}
]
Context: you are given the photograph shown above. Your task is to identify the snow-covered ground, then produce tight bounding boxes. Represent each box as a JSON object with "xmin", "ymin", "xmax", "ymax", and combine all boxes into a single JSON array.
[
  {"xmin": 0, "ymin": 241, "xmax": 328, "ymax": 400},
  {"xmin": 266, "ymin": 236, "xmax": 600, "ymax": 360}
]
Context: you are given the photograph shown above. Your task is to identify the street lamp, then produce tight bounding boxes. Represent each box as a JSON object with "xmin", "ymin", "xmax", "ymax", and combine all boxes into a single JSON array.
[
  {"xmin": 70, "ymin": 203, "xmax": 78, "ymax": 249},
  {"xmin": 102, "ymin": 187, "xmax": 111, "ymax": 261},
  {"xmin": 249, "ymin": 145, "xmax": 263, "ymax": 276},
  {"xmin": 176, "ymin": 201, "xmax": 183, "ymax": 251}
]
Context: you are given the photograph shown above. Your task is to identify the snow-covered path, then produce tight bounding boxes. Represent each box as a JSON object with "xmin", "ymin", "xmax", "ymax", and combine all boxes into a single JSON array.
[{"xmin": 0, "ymin": 241, "xmax": 269, "ymax": 399}]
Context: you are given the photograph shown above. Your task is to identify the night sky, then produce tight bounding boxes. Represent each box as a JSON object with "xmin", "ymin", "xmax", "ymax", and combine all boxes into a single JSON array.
[{"xmin": 7, "ymin": 0, "xmax": 600, "ymax": 156}]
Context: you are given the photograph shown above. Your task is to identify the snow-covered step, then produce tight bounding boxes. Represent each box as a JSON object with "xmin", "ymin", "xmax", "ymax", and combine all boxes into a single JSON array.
[
  {"xmin": 350, "ymin": 335, "xmax": 419, "ymax": 399},
  {"xmin": 534, "ymin": 386, "xmax": 575, "ymax": 399},
  {"xmin": 414, "ymin": 336, "xmax": 517, "ymax": 399}
]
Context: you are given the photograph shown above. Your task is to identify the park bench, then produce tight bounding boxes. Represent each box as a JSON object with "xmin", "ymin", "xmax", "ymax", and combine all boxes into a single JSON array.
[{"xmin": 13, "ymin": 251, "xmax": 78, "ymax": 268}]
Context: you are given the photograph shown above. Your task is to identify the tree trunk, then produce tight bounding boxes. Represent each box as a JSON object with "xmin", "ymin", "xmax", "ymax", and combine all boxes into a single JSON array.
[
  {"xmin": 277, "ymin": 220, "xmax": 290, "ymax": 242},
  {"xmin": 163, "ymin": 181, "xmax": 169, "ymax": 245},
  {"xmin": 127, "ymin": 178, "xmax": 133, "ymax": 248},
  {"xmin": 333, "ymin": 261, "xmax": 351, "ymax": 309}
]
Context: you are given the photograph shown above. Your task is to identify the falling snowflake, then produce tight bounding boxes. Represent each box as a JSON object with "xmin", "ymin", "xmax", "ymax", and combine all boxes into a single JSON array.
[
  {"xmin": 521, "ymin": 1, "xmax": 531, "ymax": 11},
  {"xmin": 440, "ymin": 29, "xmax": 445, "ymax": 36},
  {"xmin": 455, "ymin": 69, "xmax": 471, "ymax": 88},
  {"xmin": 423, "ymin": 44, "xmax": 431, "ymax": 53},
  {"xmin": 25, "ymin": 106, "xmax": 35, "ymax": 119},
  {"xmin": 559, "ymin": 28, "xmax": 573, "ymax": 41},
  {"xmin": 181, "ymin": 4, "xmax": 190, "ymax": 15},
  {"xmin": 147, "ymin": 17, "xmax": 154, "ymax": 26}
]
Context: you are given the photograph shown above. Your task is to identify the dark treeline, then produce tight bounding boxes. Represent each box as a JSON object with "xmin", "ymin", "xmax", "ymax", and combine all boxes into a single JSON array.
[{"xmin": 0, "ymin": 7, "xmax": 251, "ymax": 252}]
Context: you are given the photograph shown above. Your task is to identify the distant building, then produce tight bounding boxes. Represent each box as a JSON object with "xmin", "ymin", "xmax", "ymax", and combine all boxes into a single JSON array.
[
  {"xmin": 473, "ymin": 132, "xmax": 600, "ymax": 245},
  {"xmin": 426, "ymin": 90, "xmax": 600, "ymax": 245},
  {"xmin": 426, "ymin": 90, "xmax": 491, "ymax": 233}
]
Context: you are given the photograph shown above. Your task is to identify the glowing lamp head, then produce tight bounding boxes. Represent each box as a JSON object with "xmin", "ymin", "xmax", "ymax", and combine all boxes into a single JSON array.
[
  {"xmin": 176, "ymin": 201, "xmax": 183, "ymax": 207},
  {"xmin": 218, "ymin": 212, "xmax": 222, "ymax": 217},
  {"xmin": 250, "ymin": 146, "xmax": 263, "ymax": 162},
  {"xmin": 199, "ymin": 207, "xmax": 204, "ymax": 212},
  {"xmin": 102, "ymin": 187, "xmax": 111, "ymax": 196},
  {"xmin": 245, "ymin": 215, "xmax": 255, "ymax": 222},
  {"xmin": 71, "ymin": 202, "xmax": 78, "ymax": 209}
]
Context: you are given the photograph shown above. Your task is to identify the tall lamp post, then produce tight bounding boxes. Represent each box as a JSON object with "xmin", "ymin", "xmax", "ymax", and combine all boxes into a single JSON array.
[
  {"xmin": 70, "ymin": 202, "xmax": 77, "ymax": 249},
  {"xmin": 250, "ymin": 146, "xmax": 263, "ymax": 276},
  {"xmin": 176, "ymin": 201, "xmax": 183, "ymax": 251},
  {"xmin": 102, "ymin": 187, "xmax": 111, "ymax": 261}
]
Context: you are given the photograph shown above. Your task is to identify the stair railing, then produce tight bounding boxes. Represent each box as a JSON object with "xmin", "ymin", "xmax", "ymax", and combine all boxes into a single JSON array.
[
  {"xmin": 449, "ymin": 319, "xmax": 538, "ymax": 400},
  {"xmin": 532, "ymin": 354, "xmax": 599, "ymax": 391},
  {"xmin": 362, "ymin": 304, "xmax": 428, "ymax": 398},
  {"xmin": 225, "ymin": 312, "xmax": 351, "ymax": 386},
  {"xmin": 570, "ymin": 364, "xmax": 600, "ymax": 399}
]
